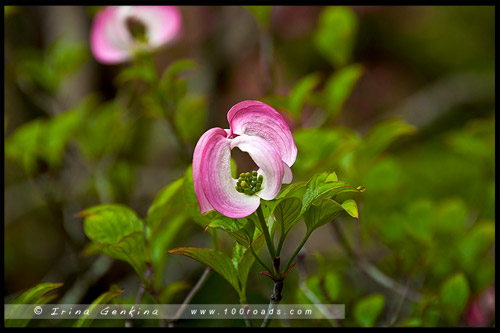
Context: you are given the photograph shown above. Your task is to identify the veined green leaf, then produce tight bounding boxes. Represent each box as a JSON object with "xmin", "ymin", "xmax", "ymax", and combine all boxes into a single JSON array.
[
  {"xmin": 305, "ymin": 198, "xmax": 357, "ymax": 233},
  {"xmin": 205, "ymin": 217, "xmax": 255, "ymax": 247},
  {"xmin": 146, "ymin": 178, "xmax": 184, "ymax": 229},
  {"xmin": 354, "ymin": 293, "xmax": 385, "ymax": 327},
  {"xmin": 73, "ymin": 288, "xmax": 123, "ymax": 327},
  {"xmin": 80, "ymin": 205, "xmax": 148, "ymax": 280},
  {"xmin": 168, "ymin": 247, "xmax": 241, "ymax": 297},
  {"xmin": 273, "ymin": 197, "xmax": 302, "ymax": 236},
  {"xmin": 276, "ymin": 181, "xmax": 307, "ymax": 200}
]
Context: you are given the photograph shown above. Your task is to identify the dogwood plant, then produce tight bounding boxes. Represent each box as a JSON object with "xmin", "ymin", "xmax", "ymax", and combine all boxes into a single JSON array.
[{"xmin": 170, "ymin": 100, "xmax": 365, "ymax": 326}]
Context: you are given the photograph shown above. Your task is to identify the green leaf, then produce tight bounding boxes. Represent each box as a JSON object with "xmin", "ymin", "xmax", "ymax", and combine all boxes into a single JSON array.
[
  {"xmin": 116, "ymin": 65, "xmax": 156, "ymax": 85},
  {"xmin": 159, "ymin": 59, "xmax": 197, "ymax": 88},
  {"xmin": 47, "ymin": 38, "xmax": 89, "ymax": 78},
  {"xmin": 434, "ymin": 198, "xmax": 468, "ymax": 234},
  {"xmin": 245, "ymin": 6, "xmax": 272, "ymax": 29},
  {"xmin": 288, "ymin": 73, "xmax": 321, "ymax": 119},
  {"xmin": 276, "ymin": 181, "xmax": 307, "ymax": 200},
  {"xmin": 5, "ymin": 119, "xmax": 44, "ymax": 174},
  {"xmin": 76, "ymin": 101, "xmax": 132, "ymax": 160},
  {"xmin": 150, "ymin": 214, "xmax": 188, "ymax": 289},
  {"xmin": 353, "ymin": 293, "xmax": 385, "ymax": 327},
  {"xmin": 16, "ymin": 38, "xmax": 88, "ymax": 93},
  {"xmin": 41, "ymin": 107, "xmax": 84, "ymax": 168},
  {"xmin": 357, "ymin": 118, "xmax": 416, "ymax": 167},
  {"xmin": 80, "ymin": 205, "xmax": 148, "ymax": 281},
  {"xmin": 146, "ymin": 178, "xmax": 185, "ymax": 229},
  {"xmin": 459, "ymin": 221, "xmax": 495, "ymax": 271},
  {"xmin": 340, "ymin": 199, "xmax": 358, "ymax": 218},
  {"xmin": 323, "ymin": 271, "xmax": 341, "ymax": 301},
  {"xmin": 174, "ymin": 94, "xmax": 208, "ymax": 144},
  {"xmin": 293, "ymin": 127, "xmax": 361, "ymax": 175},
  {"xmin": 159, "ymin": 281, "xmax": 190, "ymax": 304},
  {"xmin": 168, "ymin": 247, "xmax": 241, "ymax": 297},
  {"xmin": 404, "ymin": 199, "xmax": 434, "ymax": 243},
  {"xmin": 73, "ymin": 288, "xmax": 123, "ymax": 327},
  {"xmin": 273, "ymin": 197, "xmax": 303, "ymax": 236},
  {"xmin": 440, "ymin": 273, "xmax": 470, "ymax": 322},
  {"xmin": 314, "ymin": 6, "xmax": 358, "ymax": 67},
  {"xmin": 205, "ymin": 217, "xmax": 255, "ymax": 247},
  {"xmin": 304, "ymin": 198, "xmax": 355, "ymax": 233},
  {"xmin": 303, "ymin": 180, "xmax": 364, "ymax": 216},
  {"xmin": 232, "ymin": 235, "xmax": 266, "ymax": 298},
  {"xmin": 5, "ymin": 282, "xmax": 63, "ymax": 327},
  {"xmin": 9, "ymin": 282, "xmax": 63, "ymax": 305},
  {"xmin": 322, "ymin": 64, "xmax": 363, "ymax": 118}
]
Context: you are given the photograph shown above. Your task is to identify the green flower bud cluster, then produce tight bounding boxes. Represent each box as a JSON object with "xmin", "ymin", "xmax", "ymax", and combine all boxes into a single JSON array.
[{"xmin": 235, "ymin": 170, "xmax": 263, "ymax": 196}]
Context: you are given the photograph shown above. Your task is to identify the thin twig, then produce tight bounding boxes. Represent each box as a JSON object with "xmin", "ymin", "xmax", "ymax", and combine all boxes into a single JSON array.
[
  {"xmin": 330, "ymin": 222, "xmax": 422, "ymax": 302},
  {"xmin": 168, "ymin": 267, "xmax": 212, "ymax": 327}
]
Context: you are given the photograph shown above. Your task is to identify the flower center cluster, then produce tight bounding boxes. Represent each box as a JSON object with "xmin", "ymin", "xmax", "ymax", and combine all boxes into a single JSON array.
[{"xmin": 235, "ymin": 171, "xmax": 263, "ymax": 196}]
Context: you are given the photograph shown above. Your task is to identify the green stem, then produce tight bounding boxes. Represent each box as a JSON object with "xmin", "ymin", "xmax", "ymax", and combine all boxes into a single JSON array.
[
  {"xmin": 256, "ymin": 205, "xmax": 276, "ymax": 261},
  {"xmin": 249, "ymin": 243, "xmax": 275, "ymax": 276},
  {"xmin": 239, "ymin": 299, "xmax": 252, "ymax": 327},
  {"xmin": 283, "ymin": 231, "xmax": 311, "ymax": 275},
  {"xmin": 261, "ymin": 280, "xmax": 283, "ymax": 327}
]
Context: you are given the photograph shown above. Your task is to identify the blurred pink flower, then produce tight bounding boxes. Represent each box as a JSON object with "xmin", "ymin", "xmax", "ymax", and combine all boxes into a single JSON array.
[
  {"xmin": 193, "ymin": 101, "xmax": 297, "ymax": 218},
  {"xmin": 90, "ymin": 6, "xmax": 181, "ymax": 64},
  {"xmin": 465, "ymin": 286, "xmax": 495, "ymax": 327}
]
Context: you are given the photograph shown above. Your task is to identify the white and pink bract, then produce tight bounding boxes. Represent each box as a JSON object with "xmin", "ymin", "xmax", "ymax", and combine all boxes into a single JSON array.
[
  {"xmin": 193, "ymin": 101, "xmax": 297, "ymax": 218},
  {"xmin": 90, "ymin": 6, "xmax": 182, "ymax": 64}
]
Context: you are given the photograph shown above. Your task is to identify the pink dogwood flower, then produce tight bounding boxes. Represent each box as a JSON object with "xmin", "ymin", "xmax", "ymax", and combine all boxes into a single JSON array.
[
  {"xmin": 193, "ymin": 101, "xmax": 297, "ymax": 218},
  {"xmin": 90, "ymin": 6, "xmax": 182, "ymax": 64}
]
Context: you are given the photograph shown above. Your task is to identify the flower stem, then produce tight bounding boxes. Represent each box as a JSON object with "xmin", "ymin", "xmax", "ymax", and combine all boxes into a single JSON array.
[
  {"xmin": 283, "ymin": 231, "xmax": 311, "ymax": 275},
  {"xmin": 256, "ymin": 205, "xmax": 276, "ymax": 262},
  {"xmin": 261, "ymin": 280, "xmax": 283, "ymax": 327},
  {"xmin": 249, "ymin": 243, "xmax": 274, "ymax": 276},
  {"xmin": 239, "ymin": 299, "xmax": 252, "ymax": 327}
]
